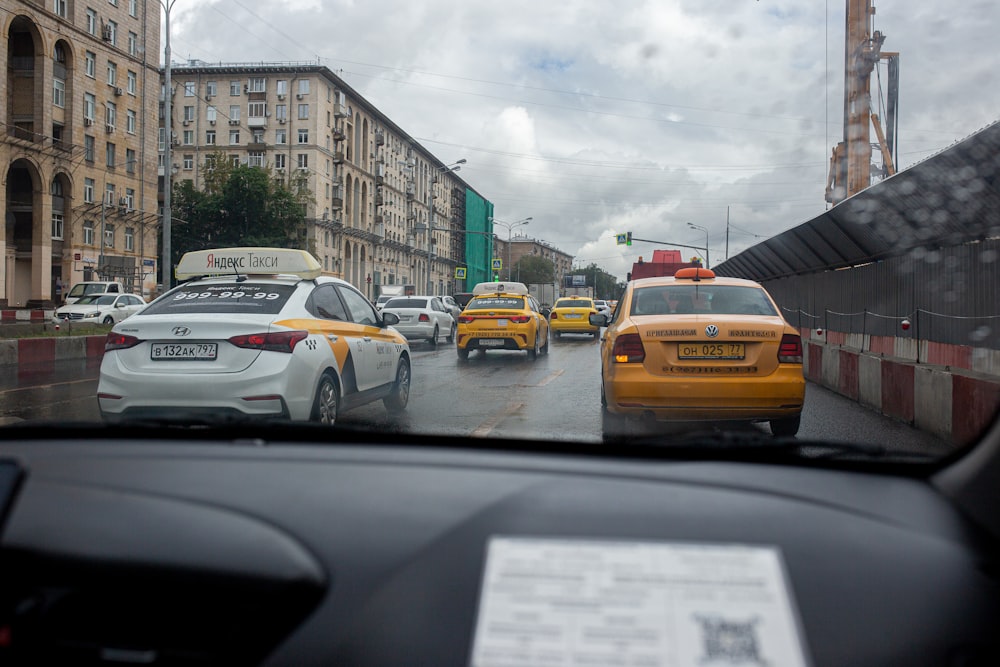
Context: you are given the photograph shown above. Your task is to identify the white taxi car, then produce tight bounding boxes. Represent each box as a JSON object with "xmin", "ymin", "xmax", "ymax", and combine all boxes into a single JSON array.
[{"xmin": 98, "ymin": 248, "xmax": 411, "ymax": 425}]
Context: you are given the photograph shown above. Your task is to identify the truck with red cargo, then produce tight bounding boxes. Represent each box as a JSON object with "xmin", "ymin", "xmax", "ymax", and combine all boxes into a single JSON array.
[{"xmin": 627, "ymin": 249, "xmax": 701, "ymax": 281}]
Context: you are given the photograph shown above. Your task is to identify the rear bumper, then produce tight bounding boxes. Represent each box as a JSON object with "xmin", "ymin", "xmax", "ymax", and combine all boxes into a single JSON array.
[
  {"xmin": 604, "ymin": 364, "xmax": 805, "ymax": 421},
  {"xmin": 550, "ymin": 319, "xmax": 598, "ymax": 333}
]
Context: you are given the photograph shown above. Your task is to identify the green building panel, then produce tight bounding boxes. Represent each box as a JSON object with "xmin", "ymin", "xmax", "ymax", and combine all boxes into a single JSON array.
[{"xmin": 463, "ymin": 189, "xmax": 494, "ymax": 287}]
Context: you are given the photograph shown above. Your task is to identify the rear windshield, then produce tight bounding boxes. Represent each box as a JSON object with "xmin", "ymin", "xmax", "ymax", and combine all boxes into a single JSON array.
[
  {"xmin": 384, "ymin": 298, "xmax": 427, "ymax": 309},
  {"xmin": 631, "ymin": 285, "xmax": 777, "ymax": 316},
  {"xmin": 554, "ymin": 299, "xmax": 593, "ymax": 309},
  {"xmin": 466, "ymin": 297, "xmax": 525, "ymax": 310},
  {"xmin": 142, "ymin": 283, "xmax": 296, "ymax": 316}
]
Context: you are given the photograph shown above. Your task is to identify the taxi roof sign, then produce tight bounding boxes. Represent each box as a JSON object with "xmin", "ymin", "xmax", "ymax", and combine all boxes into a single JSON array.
[
  {"xmin": 471, "ymin": 281, "xmax": 529, "ymax": 296},
  {"xmin": 175, "ymin": 247, "xmax": 323, "ymax": 281}
]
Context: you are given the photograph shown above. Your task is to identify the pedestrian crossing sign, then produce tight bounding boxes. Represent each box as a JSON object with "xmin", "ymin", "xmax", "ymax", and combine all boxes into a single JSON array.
[
  {"xmin": 492, "ymin": 258, "xmax": 503, "ymax": 270},
  {"xmin": 455, "ymin": 267, "xmax": 468, "ymax": 279}
]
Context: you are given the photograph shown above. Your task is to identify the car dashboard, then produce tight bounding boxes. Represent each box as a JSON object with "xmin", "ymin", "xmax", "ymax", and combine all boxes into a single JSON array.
[{"xmin": 0, "ymin": 429, "xmax": 998, "ymax": 666}]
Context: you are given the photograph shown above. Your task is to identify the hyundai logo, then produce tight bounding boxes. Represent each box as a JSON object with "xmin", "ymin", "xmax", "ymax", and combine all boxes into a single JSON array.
[
  {"xmin": 172, "ymin": 326, "xmax": 191, "ymax": 337},
  {"xmin": 705, "ymin": 325, "xmax": 719, "ymax": 338}
]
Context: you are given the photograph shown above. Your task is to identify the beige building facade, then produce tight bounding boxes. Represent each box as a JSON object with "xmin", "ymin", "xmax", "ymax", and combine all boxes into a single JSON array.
[
  {"xmin": 492, "ymin": 234, "xmax": 574, "ymax": 283},
  {"xmin": 2, "ymin": 0, "xmax": 161, "ymax": 306},
  {"xmin": 164, "ymin": 62, "xmax": 471, "ymax": 299}
]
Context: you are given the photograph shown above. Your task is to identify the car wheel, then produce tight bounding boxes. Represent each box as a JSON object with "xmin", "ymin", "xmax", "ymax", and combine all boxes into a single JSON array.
[
  {"xmin": 103, "ymin": 315, "xmax": 114, "ymax": 324},
  {"xmin": 383, "ymin": 357, "xmax": 411, "ymax": 414},
  {"xmin": 540, "ymin": 329, "xmax": 549, "ymax": 355},
  {"xmin": 446, "ymin": 322, "xmax": 456, "ymax": 344},
  {"xmin": 428, "ymin": 325, "xmax": 439, "ymax": 347},
  {"xmin": 311, "ymin": 373, "xmax": 339, "ymax": 425},
  {"xmin": 527, "ymin": 331, "xmax": 540, "ymax": 360},
  {"xmin": 770, "ymin": 415, "xmax": 801, "ymax": 437},
  {"xmin": 457, "ymin": 347, "xmax": 470, "ymax": 361},
  {"xmin": 554, "ymin": 330, "xmax": 562, "ymax": 339}
]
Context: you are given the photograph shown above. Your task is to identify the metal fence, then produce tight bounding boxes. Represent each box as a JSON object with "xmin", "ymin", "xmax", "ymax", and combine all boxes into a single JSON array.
[{"xmin": 761, "ymin": 237, "xmax": 1000, "ymax": 351}]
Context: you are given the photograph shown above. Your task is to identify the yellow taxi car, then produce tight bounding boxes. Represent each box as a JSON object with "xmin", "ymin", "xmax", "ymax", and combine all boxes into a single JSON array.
[
  {"xmin": 548, "ymin": 296, "xmax": 600, "ymax": 338},
  {"xmin": 456, "ymin": 282, "xmax": 550, "ymax": 361},
  {"xmin": 592, "ymin": 267, "xmax": 805, "ymax": 438}
]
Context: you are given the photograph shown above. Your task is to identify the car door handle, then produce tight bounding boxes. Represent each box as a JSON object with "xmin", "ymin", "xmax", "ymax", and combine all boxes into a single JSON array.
[
  {"xmin": 327, "ymin": 334, "xmax": 338, "ymax": 342},
  {"xmin": 363, "ymin": 336, "xmax": 372, "ymax": 341}
]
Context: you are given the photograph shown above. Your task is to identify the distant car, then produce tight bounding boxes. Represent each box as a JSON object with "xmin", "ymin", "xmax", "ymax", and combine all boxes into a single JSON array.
[
  {"xmin": 549, "ymin": 296, "xmax": 600, "ymax": 338},
  {"xmin": 440, "ymin": 295, "xmax": 463, "ymax": 321},
  {"xmin": 594, "ymin": 267, "xmax": 805, "ymax": 438},
  {"xmin": 374, "ymin": 295, "xmax": 394, "ymax": 312},
  {"xmin": 381, "ymin": 296, "xmax": 456, "ymax": 346},
  {"xmin": 593, "ymin": 299, "xmax": 612, "ymax": 317},
  {"xmin": 53, "ymin": 293, "xmax": 146, "ymax": 324},
  {"xmin": 456, "ymin": 282, "xmax": 550, "ymax": 361},
  {"xmin": 98, "ymin": 247, "xmax": 411, "ymax": 425},
  {"xmin": 64, "ymin": 280, "xmax": 125, "ymax": 305}
]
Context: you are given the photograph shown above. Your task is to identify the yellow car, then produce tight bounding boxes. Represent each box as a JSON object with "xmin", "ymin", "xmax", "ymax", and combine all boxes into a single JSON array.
[
  {"xmin": 549, "ymin": 296, "xmax": 600, "ymax": 338},
  {"xmin": 456, "ymin": 282, "xmax": 550, "ymax": 361},
  {"xmin": 594, "ymin": 268, "xmax": 805, "ymax": 437}
]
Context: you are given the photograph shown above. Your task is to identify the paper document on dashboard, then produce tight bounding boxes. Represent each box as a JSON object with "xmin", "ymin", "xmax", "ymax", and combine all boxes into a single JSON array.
[{"xmin": 470, "ymin": 537, "xmax": 810, "ymax": 667}]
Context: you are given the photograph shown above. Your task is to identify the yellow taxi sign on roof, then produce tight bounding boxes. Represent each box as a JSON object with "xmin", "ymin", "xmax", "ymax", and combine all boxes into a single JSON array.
[
  {"xmin": 471, "ymin": 281, "xmax": 529, "ymax": 296},
  {"xmin": 175, "ymin": 247, "xmax": 322, "ymax": 281}
]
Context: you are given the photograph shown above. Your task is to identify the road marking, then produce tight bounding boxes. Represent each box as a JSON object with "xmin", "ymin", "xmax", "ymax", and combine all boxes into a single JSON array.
[
  {"xmin": 536, "ymin": 369, "xmax": 565, "ymax": 386},
  {"xmin": 471, "ymin": 402, "xmax": 525, "ymax": 438},
  {"xmin": 0, "ymin": 377, "xmax": 98, "ymax": 396}
]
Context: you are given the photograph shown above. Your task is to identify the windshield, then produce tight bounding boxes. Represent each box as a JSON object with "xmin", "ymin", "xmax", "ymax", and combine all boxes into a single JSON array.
[{"xmin": 3, "ymin": 2, "xmax": 997, "ymax": 467}]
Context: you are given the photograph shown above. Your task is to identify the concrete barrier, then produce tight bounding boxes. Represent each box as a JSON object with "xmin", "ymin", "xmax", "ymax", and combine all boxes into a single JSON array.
[
  {"xmin": 804, "ymin": 340, "xmax": 1000, "ymax": 448},
  {"xmin": 1, "ymin": 335, "xmax": 106, "ymax": 367}
]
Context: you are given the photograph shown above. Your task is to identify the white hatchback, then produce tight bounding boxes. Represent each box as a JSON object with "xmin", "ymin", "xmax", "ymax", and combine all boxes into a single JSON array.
[{"xmin": 98, "ymin": 248, "xmax": 411, "ymax": 425}]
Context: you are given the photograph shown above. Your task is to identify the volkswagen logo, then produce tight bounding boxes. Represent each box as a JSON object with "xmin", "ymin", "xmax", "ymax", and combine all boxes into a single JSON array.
[
  {"xmin": 172, "ymin": 326, "xmax": 191, "ymax": 337},
  {"xmin": 705, "ymin": 325, "xmax": 719, "ymax": 338}
]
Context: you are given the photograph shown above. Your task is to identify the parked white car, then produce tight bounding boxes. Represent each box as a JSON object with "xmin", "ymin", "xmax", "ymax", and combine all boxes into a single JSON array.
[
  {"xmin": 381, "ymin": 296, "xmax": 456, "ymax": 346},
  {"xmin": 53, "ymin": 293, "xmax": 147, "ymax": 324}
]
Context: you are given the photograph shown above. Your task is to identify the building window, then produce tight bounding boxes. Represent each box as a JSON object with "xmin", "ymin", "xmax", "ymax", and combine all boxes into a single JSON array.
[
  {"xmin": 298, "ymin": 104, "xmax": 309, "ymax": 119},
  {"xmin": 206, "ymin": 81, "xmax": 217, "ymax": 97},
  {"xmin": 128, "ymin": 32, "xmax": 137, "ymax": 56},
  {"xmin": 206, "ymin": 130, "xmax": 216, "ymax": 145},
  {"xmin": 86, "ymin": 8, "xmax": 97, "ymax": 35},
  {"xmin": 248, "ymin": 152, "xmax": 264, "ymax": 168},
  {"xmin": 184, "ymin": 82, "xmax": 195, "ymax": 97},
  {"xmin": 127, "ymin": 109, "xmax": 136, "ymax": 134},
  {"xmin": 206, "ymin": 106, "xmax": 217, "ymax": 122},
  {"xmin": 275, "ymin": 153, "xmax": 286, "ymax": 169},
  {"xmin": 276, "ymin": 80, "xmax": 287, "ymax": 95},
  {"xmin": 229, "ymin": 154, "xmax": 240, "ymax": 166},
  {"xmin": 229, "ymin": 105, "xmax": 240, "ymax": 121},
  {"xmin": 252, "ymin": 129, "xmax": 264, "ymax": 144},
  {"xmin": 125, "ymin": 227, "xmax": 134, "ymax": 252},
  {"xmin": 298, "ymin": 79, "xmax": 309, "ymax": 95},
  {"xmin": 105, "ymin": 102, "xmax": 116, "ymax": 128},
  {"xmin": 275, "ymin": 104, "xmax": 287, "ymax": 120},
  {"xmin": 84, "ymin": 220, "xmax": 95, "ymax": 245},
  {"xmin": 248, "ymin": 101, "xmax": 266, "ymax": 118},
  {"xmin": 275, "ymin": 129, "xmax": 286, "ymax": 144},
  {"xmin": 107, "ymin": 61, "xmax": 117, "ymax": 86},
  {"xmin": 126, "ymin": 148, "xmax": 136, "ymax": 173},
  {"xmin": 124, "ymin": 188, "xmax": 134, "ymax": 210},
  {"xmin": 230, "ymin": 81, "xmax": 240, "ymax": 96},
  {"xmin": 51, "ymin": 212, "xmax": 64, "ymax": 240},
  {"xmin": 183, "ymin": 155, "xmax": 194, "ymax": 170},
  {"xmin": 109, "ymin": 0, "xmax": 117, "ymax": 6},
  {"xmin": 106, "ymin": 20, "xmax": 117, "ymax": 46},
  {"xmin": 248, "ymin": 77, "xmax": 265, "ymax": 93},
  {"xmin": 53, "ymin": 79, "xmax": 65, "ymax": 107},
  {"xmin": 229, "ymin": 130, "xmax": 240, "ymax": 145},
  {"xmin": 158, "ymin": 127, "xmax": 165, "ymax": 150},
  {"xmin": 298, "ymin": 129, "xmax": 309, "ymax": 144},
  {"xmin": 104, "ymin": 224, "xmax": 115, "ymax": 249},
  {"xmin": 84, "ymin": 178, "xmax": 95, "ymax": 203},
  {"xmin": 53, "ymin": 0, "xmax": 67, "ymax": 18},
  {"xmin": 85, "ymin": 51, "xmax": 96, "ymax": 77},
  {"xmin": 84, "ymin": 136, "xmax": 95, "ymax": 163},
  {"xmin": 127, "ymin": 70, "xmax": 137, "ymax": 95},
  {"xmin": 183, "ymin": 105, "xmax": 194, "ymax": 121},
  {"xmin": 106, "ymin": 142, "xmax": 116, "ymax": 168},
  {"xmin": 129, "ymin": 0, "xmax": 137, "ymax": 17},
  {"xmin": 297, "ymin": 154, "xmax": 308, "ymax": 169},
  {"xmin": 84, "ymin": 93, "xmax": 96, "ymax": 121},
  {"xmin": 183, "ymin": 130, "xmax": 193, "ymax": 145}
]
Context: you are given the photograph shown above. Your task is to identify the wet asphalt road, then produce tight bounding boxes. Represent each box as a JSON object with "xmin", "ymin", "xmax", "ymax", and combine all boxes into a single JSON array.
[{"xmin": 0, "ymin": 333, "xmax": 952, "ymax": 457}]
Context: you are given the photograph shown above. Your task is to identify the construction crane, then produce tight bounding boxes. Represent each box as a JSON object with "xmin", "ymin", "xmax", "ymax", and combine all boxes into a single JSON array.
[{"xmin": 826, "ymin": 0, "xmax": 899, "ymax": 206}]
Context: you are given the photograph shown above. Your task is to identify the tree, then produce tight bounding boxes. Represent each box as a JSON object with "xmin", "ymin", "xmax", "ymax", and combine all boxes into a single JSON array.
[
  {"xmin": 168, "ymin": 153, "xmax": 312, "ymax": 269},
  {"xmin": 514, "ymin": 255, "xmax": 555, "ymax": 284},
  {"xmin": 567, "ymin": 263, "xmax": 620, "ymax": 300}
]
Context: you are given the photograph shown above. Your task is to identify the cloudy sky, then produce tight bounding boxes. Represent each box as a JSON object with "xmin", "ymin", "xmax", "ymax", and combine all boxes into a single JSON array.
[{"xmin": 163, "ymin": 0, "xmax": 1000, "ymax": 279}]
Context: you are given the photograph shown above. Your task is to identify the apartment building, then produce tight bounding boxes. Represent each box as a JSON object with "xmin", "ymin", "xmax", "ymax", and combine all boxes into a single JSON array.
[
  {"xmin": 1, "ymin": 0, "xmax": 161, "ymax": 307},
  {"xmin": 163, "ymin": 61, "xmax": 494, "ymax": 298},
  {"xmin": 492, "ymin": 234, "xmax": 574, "ymax": 283}
]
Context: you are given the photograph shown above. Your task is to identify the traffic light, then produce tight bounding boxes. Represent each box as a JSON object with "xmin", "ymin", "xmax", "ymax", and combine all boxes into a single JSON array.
[{"xmin": 626, "ymin": 232, "xmax": 632, "ymax": 246}]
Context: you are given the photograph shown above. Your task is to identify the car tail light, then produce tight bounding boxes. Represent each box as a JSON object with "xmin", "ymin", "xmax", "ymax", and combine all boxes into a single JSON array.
[
  {"xmin": 105, "ymin": 332, "xmax": 140, "ymax": 351},
  {"xmin": 550, "ymin": 312, "xmax": 559, "ymax": 319},
  {"xmin": 458, "ymin": 315, "xmax": 475, "ymax": 323},
  {"xmin": 418, "ymin": 313, "xmax": 430, "ymax": 322},
  {"xmin": 228, "ymin": 330, "xmax": 308, "ymax": 353},
  {"xmin": 509, "ymin": 316, "xmax": 531, "ymax": 323},
  {"xmin": 612, "ymin": 333, "xmax": 645, "ymax": 363},
  {"xmin": 778, "ymin": 334, "xmax": 803, "ymax": 363}
]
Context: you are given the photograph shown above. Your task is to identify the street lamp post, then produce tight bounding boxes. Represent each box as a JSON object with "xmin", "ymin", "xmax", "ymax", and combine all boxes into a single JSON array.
[
  {"xmin": 427, "ymin": 159, "xmax": 466, "ymax": 295},
  {"xmin": 160, "ymin": 0, "xmax": 177, "ymax": 291},
  {"xmin": 490, "ymin": 216, "xmax": 532, "ymax": 281},
  {"xmin": 687, "ymin": 223, "xmax": 710, "ymax": 269}
]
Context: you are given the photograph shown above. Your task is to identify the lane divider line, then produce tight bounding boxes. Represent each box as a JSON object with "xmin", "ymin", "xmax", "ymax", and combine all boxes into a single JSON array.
[
  {"xmin": 536, "ymin": 369, "xmax": 565, "ymax": 387},
  {"xmin": 471, "ymin": 402, "xmax": 525, "ymax": 438}
]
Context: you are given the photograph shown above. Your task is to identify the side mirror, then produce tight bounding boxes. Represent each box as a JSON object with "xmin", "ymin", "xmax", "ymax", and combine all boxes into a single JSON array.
[
  {"xmin": 382, "ymin": 312, "xmax": 400, "ymax": 326},
  {"xmin": 589, "ymin": 313, "xmax": 608, "ymax": 327},
  {"xmin": 541, "ymin": 308, "xmax": 551, "ymax": 318}
]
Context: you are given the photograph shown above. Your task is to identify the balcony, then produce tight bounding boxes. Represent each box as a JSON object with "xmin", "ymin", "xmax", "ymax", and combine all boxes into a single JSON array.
[
  {"xmin": 247, "ymin": 116, "xmax": 268, "ymax": 128},
  {"xmin": 332, "ymin": 151, "xmax": 344, "ymax": 164},
  {"xmin": 333, "ymin": 128, "xmax": 345, "ymax": 142}
]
